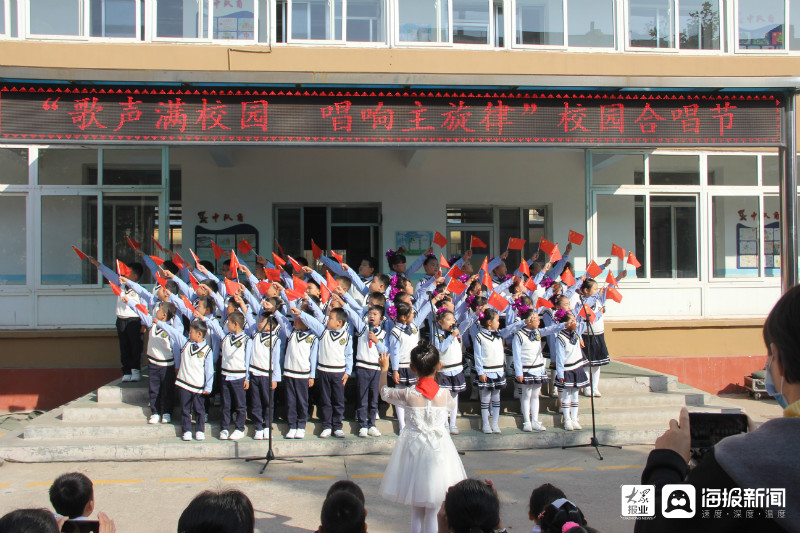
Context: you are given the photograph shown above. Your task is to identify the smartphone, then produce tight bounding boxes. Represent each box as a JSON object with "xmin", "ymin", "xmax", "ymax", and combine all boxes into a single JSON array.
[
  {"xmin": 688, "ymin": 412, "xmax": 748, "ymax": 462},
  {"xmin": 61, "ymin": 520, "xmax": 100, "ymax": 533}
]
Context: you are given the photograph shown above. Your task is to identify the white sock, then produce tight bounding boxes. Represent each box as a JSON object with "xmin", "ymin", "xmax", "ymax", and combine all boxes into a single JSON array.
[
  {"xmin": 424, "ymin": 506, "xmax": 438, "ymax": 533},
  {"xmin": 411, "ymin": 505, "xmax": 424, "ymax": 533},
  {"xmin": 530, "ymin": 384, "xmax": 542, "ymax": 422},
  {"xmin": 449, "ymin": 393, "xmax": 459, "ymax": 427},
  {"xmin": 559, "ymin": 388, "xmax": 570, "ymax": 421},
  {"xmin": 591, "ymin": 366, "xmax": 601, "ymax": 393},
  {"xmin": 520, "ymin": 384, "xmax": 533, "ymax": 424},
  {"xmin": 395, "ymin": 383, "xmax": 407, "ymax": 430},
  {"xmin": 480, "ymin": 388, "xmax": 491, "ymax": 428},
  {"xmin": 490, "ymin": 389, "xmax": 501, "ymax": 425},
  {"xmin": 569, "ymin": 389, "xmax": 580, "ymax": 420}
]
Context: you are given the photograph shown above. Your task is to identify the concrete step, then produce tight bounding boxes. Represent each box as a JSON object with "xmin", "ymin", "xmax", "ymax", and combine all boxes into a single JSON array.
[{"xmin": 61, "ymin": 402, "xmax": 147, "ymax": 422}]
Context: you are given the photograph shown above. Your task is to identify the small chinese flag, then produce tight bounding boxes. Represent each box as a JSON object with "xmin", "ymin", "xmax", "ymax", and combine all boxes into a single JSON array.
[
  {"xmin": 606, "ymin": 270, "xmax": 617, "ymax": 287},
  {"xmin": 470, "ymin": 235, "xmax": 487, "ymax": 249},
  {"xmin": 229, "ymin": 251, "xmax": 241, "ymax": 275},
  {"xmin": 172, "ymin": 252, "xmax": 186, "ymax": 271},
  {"xmin": 525, "ymin": 278, "xmax": 538, "ymax": 292},
  {"xmin": 181, "ymin": 295, "xmax": 198, "ymax": 315},
  {"xmin": 434, "ymin": 231, "xmax": 448, "ymax": 248},
  {"xmin": 287, "ymin": 256, "xmax": 302, "ymax": 272},
  {"xmin": 539, "ymin": 238, "xmax": 557, "ymax": 255},
  {"xmin": 611, "ymin": 243, "xmax": 626, "ymax": 261},
  {"xmin": 331, "ymin": 251, "xmax": 344, "ymax": 265},
  {"xmin": 536, "ymin": 297, "xmax": 554, "ymax": 309},
  {"xmin": 440, "ymin": 254, "xmax": 450, "ymax": 269},
  {"xmin": 320, "ymin": 284, "xmax": 331, "ymax": 304},
  {"xmin": 311, "ymin": 240, "xmax": 323, "ymax": 261},
  {"xmin": 508, "ymin": 237, "xmax": 526, "ymax": 251},
  {"xmin": 447, "ymin": 264, "xmax": 465, "ymax": 279},
  {"xmin": 256, "ymin": 281, "xmax": 271, "ymax": 296},
  {"xmin": 156, "ymin": 273, "xmax": 167, "ymax": 288},
  {"xmin": 224, "ymin": 278, "xmax": 241, "ymax": 295},
  {"xmin": 211, "ymin": 241, "xmax": 225, "ymax": 261},
  {"xmin": 109, "ymin": 281, "xmax": 122, "ymax": 296},
  {"xmin": 152, "ymin": 236, "xmax": 166, "ymax": 253},
  {"xmin": 579, "ymin": 304, "xmax": 597, "ymax": 324},
  {"xmin": 482, "ymin": 271, "xmax": 493, "ymax": 292},
  {"xmin": 135, "ymin": 303, "xmax": 149, "ymax": 315},
  {"xmin": 188, "ymin": 272, "xmax": 199, "ymax": 292},
  {"xmin": 292, "ymin": 276, "xmax": 308, "ymax": 295},
  {"xmin": 149, "ymin": 255, "xmax": 165, "ymax": 266},
  {"xmin": 275, "ymin": 239, "xmax": 286, "ymax": 258},
  {"xmin": 237, "ymin": 239, "xmax": 254, "ymax": 256},
  {"xmin": 284, "ymin": 289, "xmax": 305, "ymax": 301},
  {"xmin": 446, "ymin": 278, "xmax": 467, "ymax": 295},
  {"xmin": 518, "ymin": 259, "xmax": 530, "ymax": 278},
  {"xmin": 488, "ymin": 292, "xmax": 509, "ymax": 312},
  {"xmin": 272, "ymin": 253, "xmax": 286, "ymax": 268},
  {"xmin": 586, "ymin": 261, "xmax": 603, "ymax": 279},
  {"xmin": 568, "ymin": 230, "xmax": 585, "ymax": 246},
  {"xmin": 125, "ymin": 236, "xmax": 141, "ymax": 250},
  {"xmin": 560, "ymin": 268, "xmax": 576, "ymax": 287},
  {"xmin": 116, "ymin": 260, "xmax": 132, "ymax": 277},
  {"xmin": 479, "ymin": 257, "xmax": 489, "ymax": 275},
  {"xmin": 264, "ymin": 268, "xmax": 282, "ymax": 282},
  {"xmin": 189, "ymin": 249, "xmax": 201, "ymax": 267},
  {"xmin": 607, "ymin": 286, "xmax": 623, "ymax": 303},
  {"xmin": 549, "ymin": 244, "xmax": 562, "ymax": 263},
  {"xmin": 326, "ymin": 272, "xmax": 339, "ymax": 293},
  {"xmin": 72, "ymin": 245, "xmax": 87, "ymax": 261},
  {"xmin": 627, "ymin": 251, "xmax": 642, "ymax": 268}
]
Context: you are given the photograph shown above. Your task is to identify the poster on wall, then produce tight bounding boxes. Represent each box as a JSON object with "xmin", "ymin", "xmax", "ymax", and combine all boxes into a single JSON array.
[
  {"xmin": 195, "ymin": 224, "xmax": 259, "ymax": 274},
  {"xmin": 396, "ymin": 231, "xmax": 433, "ymax": 255}
]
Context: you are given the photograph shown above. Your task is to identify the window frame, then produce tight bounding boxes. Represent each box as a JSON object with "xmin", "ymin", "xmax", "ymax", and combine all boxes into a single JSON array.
[
  {"xmin": 393, "ymin": 0, "xmax": 453, "ymax": 47},
  {"xmin": 734, "ymin": 0, "xmax": 790, "ymax": 53},
  {"xmin": 624, "ymin": 0, "xmax": 725, "ymax": 53},
  {"xmin": 23, "ymin": 0, "xmax": 144, "ymax": 42},
  {"xmin": 151, "ymin": 0, "xmax": 261, "ymax": 44}
]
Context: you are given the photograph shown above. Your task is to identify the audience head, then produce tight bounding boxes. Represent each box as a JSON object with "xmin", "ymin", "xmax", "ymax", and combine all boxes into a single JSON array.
[
  {"xmin": 49, "ymin": 472, "xmax": 94, "ymax": 519},
  {"xmin": 0, "ymin": 509, "xmax": 60, "ymax": 533},
  {"xmin": 325, "ymin": 479, "xmax": 366, "ymax": 504},
  {"xmin": 319, "ymin": 491, "xmax": 366, "ymax": 533},
  {"xmin": 763, "ymin": 284, "xmax": 800, "ymax": 408},
  {"xmin": 529, "ymin": 483, "xmax": 566, "ymax": 524},
  {"xmin": 410, "ymin": 340, "xmax": 441, "ymax": 378},
  {"xmin": 443, "ymin": 479, "xmax": 501, "ymax": 533},
  {"xmin": 539, "ymin": 498, "xmax": 587, "ymax": 533},
  {"xmin": 177, "ymin": 489, "xmax": 254, "ymax": 533}
]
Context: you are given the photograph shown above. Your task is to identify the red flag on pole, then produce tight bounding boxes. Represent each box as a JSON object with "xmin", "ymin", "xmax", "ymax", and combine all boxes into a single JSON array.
[
  {"xmin": 326, "ymin": 271, "xmax": 339, "ymax": 293},
  {"xmin": 507, "ymin": 237, "xmax": 526, "ymax": 250},
  {"xmin": 229, "ymin": 251, "xmax": 241, "ymax": 275},
  {"xmin": 287, "ymin": 256, "xmax": 302, "ymax": 272},
  {"xmin": 257, "ymin": 281, "xmax": 272, "ymax": 296},
  {"xmin": 611, "ymin": 243, "xmax": 626, "ymax": 261},
  {"xmin": 446, "ymin": 278, "xmax": 467, "ymax": 295},
  {"xmin": 470, "ymin": 235, "xmax": 487, "ymax": 248},
  {"xmin": 518, "ymin": 259, "xmax": 530, "ymax": 278},
  {"xmin": 135, "ymin": 303, "xmax": 148, "ymax": 315},
  {"xmin": 188, "ymin": 272, "xmax": 199, "ymax": 291},
  {"xmin": 607, "ymin": 286, "xmax": 623, "ymax": 303},
  {"xmin": 272, "ymin": 253, "xmax": 286, "ymax": 268},
  {"xmin": 568, "ymin": 230, "xmax": 585, "ymax": 245},
  {"xmin": 331, "ymin": 251, "xmax": 343, "ymax": 265},
  {"xmin": 210, "ymin": 241, "xmax": 225, "ymax": 261},
  {"xmin": 109, "ymin": 281, "xmax": 122, "ymax": 296},
  {"xmin": 292, "ymin": 276, "xmax": 308, "ymax": 295},
  {"xmin": 152, "ymin": 236, "xmax": 166, "ymax": 253},
  {"xmin": 320, "ymin": 284, "xmax": 330, "ymax": 304},
  {"xmin": 156, "ymin": 273, "xmax": 167, "ymax": 288},
  {"xmin": 482, "ymin": 271, "xmax": 493, "ymax": 292},
  {"xmin": 525, "ymin": 278, "xmax": 538, "ymax": 292},
  {"xmin": 116, "ymin": 260, "xmax": 132, "ymax": 277},
  {"xmin": 181, "ymin": 295, "xmax": 198, "ymax": 315},
  {"xmin": 149, "ymin": 255, "xmax": 165, "ymax": 266},
  {"xmin": 264, "ymin": 268, "xmax": 282, "ymax": 282},
  {"xmin": 439, "ymin": 254, "xmax": 450, "ymax": 269},
  {"xmin": 549, "ymin": 244, "xmax": 562, "ymax": 263},
  {"xmin": 488, "ymin": 292, "xmax": 509, "ymax": 312},
  {"xmin": 560, "ymin": 268, "xmax": 576, "ymax": 287},
  {"xmin": 125, "ymin": 236, "xmax": 141, "ymax": 250},
  {"xmin": 447, "ymin": 264, "xmax": 464, "ymax": 279},
  {"xmin": 606, "ymin": 270, "xmax": 617, "ymax": 287},
  {"xmin": 237, "ymin": 239, "xmax": 253, "ymax": 256},
  {"xmin": 434, "ymin": 231, "xmax": 448, "ymax": 248},
  {"xmin": 536, "ymin": 297, "xmax": 554, "ymax": 309},
  {"xmin": 627, "ymin": 251, "xmax": 642, "ymax": 268},
  {"xmin": 172, "ymin": 252, "xmax": 186, "ymax": 271},
  {"xmin": 224, "ymin": 278, "xmax": 241, "ymax": 295},
  {"xmin": 285, "ymin": 289, "xmax": 305, "ymax": 301},
  {"xmin": 275, "ymin": 239, "xmax": 286, "ymax": 258},
  {"xmin": 586, "ymin": 261, "xmax": 603, "ymax": 279},
  {"xmin": 189, "ymin": 249, "xmax": 201, "ymax": 267},
  {"xmin": 479, "ymin": 257, "xmax": 489, "ymax": 275},
  {"xmin": 72, "ymin": 245, "xmax": 87, "ymax": 260},
  {"xmin": 539, "ymin": 238, "xmax": 556, "ymax": 255},
  {"xmin": 311, "ymin": 240, "xmax": 323, "ymax": 261},
  {"xmin": 579, "ymin": 304, "xmax": 597, "ymax": 323}
]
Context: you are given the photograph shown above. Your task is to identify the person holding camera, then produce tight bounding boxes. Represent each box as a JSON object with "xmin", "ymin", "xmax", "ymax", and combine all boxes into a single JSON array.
[{"xmin": 635, "ymin": 285, "xmax": 800, "ymax": 533}]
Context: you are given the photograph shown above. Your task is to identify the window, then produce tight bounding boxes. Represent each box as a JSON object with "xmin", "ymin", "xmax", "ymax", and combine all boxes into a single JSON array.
[
  {"xmin": 629, "ymin": 0, "xmax": 674, "ymax": 48},
  {"xmin": 90, "ymin": 0, "xmax": 139, "ymax": 38},
  {"xmin": 762, "ymin": 154, "xmax": 779, "ymax": 186},
  {"xmin": 38, "ymin": 148, "xmax": 98, "ymax": 186},
  {"xmin": 0, "ymin": 0, "xmax": 5, "ymax": 35},
  {"xmin": 679, "ymin": 0, "xmax": 720, "ymax": 49},
  {"xmin": 102, "ymin": 195, "xmax": 159, "ymax": 284},
  {"xmin": 29, "ymin": 0, "xmax": 83, "ymax": 36},
  {"xmin": 398, "ymin": 0, "xmax": 449, "ymax": 43},
  {"xmin": 596, "ymin": 194, "xmax": 646, "ymax": 277},
  {"xmin": 453, "ymin": 0, "xmax": 491, "ymax": 44},
  {"xmin": 347, "ymin": 0, "xmax": 384, "ymax": 42},
  {"xmin": 515, "ymin": 0, "xmax": 564, "ymax": 45},
  {"xmin": 650, "ymin": 195, "xmax": 698, "ymax": 278},
  {"xmin": 290, "ymin": 0, "xmax": 341, "ymax": 40},
  {"xmin": 708, "ymin": 154, "xmax": 758, "ymax": 186},
  {"xmin": 568, "ymin": 0, "xmax": 614, "ymax": 47},
  {"xmin": 283, "ymin": 0, "xmax": 385, "ymax": 42},
  {"xmin": 213, "ymin": 0, "xmax": 255, "ymax": 40},
  {"xmin": 0, "ymin": 147, "xmax": 29, "ymax": 185},
  {"xmin": 0, "ymin": 196, "xmax": 27, "ymax": 285},
  {"xmin": 649, "ymin": 154, "xmax": 700, "ymax": 185},
  {"xmin": 764, "ymin": 195, "xmax": 780, "ymax": 276},
  {"xmin": 738, "ymin": 0, "xmax": 784, "ymax": 50},
  {"xmin": 156, "ymin": 0, "xmax": 207, "ymax": 39},
  {"xmin": 712, "ymin": 195, "xmax": 761, "ymax": 277},
  {"xmin": 101, "ymin": 149, "xmax": 163, "ymax": 186},
  {"xmin": 591, "ymin": 153, "xmax": 645, "ymax": 185},
  {"xmin": 41, "ymin": 195, "xmax": 99, "ymax": 285},
  {"xmin": 27, "ymin": 0, "xmax": 142, "ymax": 39}
]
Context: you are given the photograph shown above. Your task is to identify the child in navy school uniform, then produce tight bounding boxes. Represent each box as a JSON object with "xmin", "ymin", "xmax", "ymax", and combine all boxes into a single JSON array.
[
  {"xmin": 247, "ymin": 311, "xmax": 283, "ymax": 440},
  {"xmin": 431, "ymin": 309, "xmax": 468, "ymax": 434},
  {"xmin": 158, "ymin": 318, "xmax": 215, "ymax": 441}
]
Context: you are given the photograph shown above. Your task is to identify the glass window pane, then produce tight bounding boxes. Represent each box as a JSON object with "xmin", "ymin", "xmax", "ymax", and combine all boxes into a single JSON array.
[
  {"xmin": 157, "ymin": 0, "xmax": 203, "ymax": 38},
  {"xmin": 292, "ymin": 0, "xmax": 341, "ymax": 39},
  {"xmin": 10, "ymin": 0, "xmax": 17, "ymax": 37},
  {"xmin": 738, "ymin": 0, "xmax": 784, "ymax": 50},
  {"xmin": 679, "ymin": 0, "xmax": 720, "ymax": 49},
  {"xmin": 103, "ymin": 196, "xmax": 159, "ymax": 285},
  {"xmin": 399, "ymin": 0, "xmax": 449, "ymax": 42},
  {"xmin": 42, "ymin": 196, "xmax": 98, "ymax": 285},
  {"xmin": 596, "ymin": 195, "xmax": 646, "ymax": 277},
  {"xmin": 791, "ymin": 0, "xmax": 800, "ymax": 49},
  {"xmin": 275, "ymin": 207, "xmax": 302, "ymax": 260},
  {"xmin": 30, "ymin": 0, "xmax": 82, "ymax": 35},
  {"xmin": 447, "ymin": 207, "xmax": 493, "ymax": 224},
  {"xmin": 1, "ymin": 2, "xmax": 5, "ymax": 34},
  {"xmin": 347, "ymin": 0, "xmax": 384, "ymax": 42},
  {"xmin": 649, "ymin": 154, "xmax": 699, "ymax": 185},
  {"xmin": 213, "ymin": 0, "xmax": 254, "ymax": 39},
  {"xmin": 258, "ymin": 0, "xmax": 268, "ymax": 41},
  {"xmin": 0, "ymin": 196, "xmax": 26, "ymax": 285},
  {"xmin": 103, "ymin": 149, "xmax": 162, "ymax": 185},
  {"xmin": 764, "ymin": 196, "xmax": 780, "ymax": 277},
  {"xmin": 591, "ymin": 153, "xmax": 645, "ymax": 185},
  {"xmin": 453, "ymin": 0, "xmax": 490, "ymax": 45},
  {"xmin": 708, "ymin": 155, "xmax": 758, "ymax": 186},
  {"xmin": 525, "ymin": 208, "xmax": 546, "ymax": 250},
  {"xmin": 762, "ymin": 154, "xmax": 779, "ymax": 186},
  {"xmin": 516, "ymin": 0, "xmax": 563, "ymax": 45},
  {"xmin": 0, "ymin": 148, "xmax": 29, "ymax": 185},
  {"xmin": 568, "ymin": 0, "xmax": 613, "ymax": 47},
  {"xmin": 90, "ymin": 0, "xmax": 137, "ymax": 38},
  {"xmin": 712, "ymin": 196, "xmax": 760, "ymax": 277},
  {"xmin": 495, "ymin": 1, "xmax": 504, "ymax": 46},
  {"xmin": 38, "ymin": 148, "xmax": 98, "ymax": 185},
  {"xmin": 499, "ymin": 208, "xmax": 522, "ymax": 267},
  {"xmin": 331, "ymin": 207, "xmax": 379, "ymax": 223},
  {"xmin": 650, "ymin": 195, "xmax": 697, "ymax": 278},
  {"xmin": 629, "ymin": 0, "xmax": 674, "ymax": 48},
  {"xmin": 447, "ymin": 229, "xmax": 491, "ymax": 269}
]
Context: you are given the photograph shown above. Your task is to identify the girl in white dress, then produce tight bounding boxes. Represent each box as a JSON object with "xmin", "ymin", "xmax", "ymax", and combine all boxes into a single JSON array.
[{"xmin": 378, "ymin": 341, "xmax": 467, "ymax": 533}]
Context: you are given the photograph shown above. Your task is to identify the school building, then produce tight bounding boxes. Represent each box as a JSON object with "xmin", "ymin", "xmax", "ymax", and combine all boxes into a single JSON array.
[{"xmin": 0, "ymin": 0, "xmax": 798, "ymax": 411}]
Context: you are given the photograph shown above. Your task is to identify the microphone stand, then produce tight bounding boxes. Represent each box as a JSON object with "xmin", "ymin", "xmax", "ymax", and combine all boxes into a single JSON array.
[{"xmin": 562, "ymin": 291, "xmax": 620, "ymax": 460}]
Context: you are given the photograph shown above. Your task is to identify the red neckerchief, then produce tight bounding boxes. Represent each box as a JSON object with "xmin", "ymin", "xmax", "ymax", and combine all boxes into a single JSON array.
[{"xmin": 415, "ymin": 377, "xmax": 439, "ymax": 400}]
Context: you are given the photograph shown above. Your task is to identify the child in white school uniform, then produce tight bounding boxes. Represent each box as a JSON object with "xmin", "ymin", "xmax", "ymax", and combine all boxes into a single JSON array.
[
  {"xmin": 247, "ymin": 311, "xmax": 283, "ymax": 440},
  {"xmin": 430, "ymin": 309, "xmax": 467, "ymax": 435},
  {"xmin": 552, "ymin": 311, "xmax": 589, "ymax": 431}
]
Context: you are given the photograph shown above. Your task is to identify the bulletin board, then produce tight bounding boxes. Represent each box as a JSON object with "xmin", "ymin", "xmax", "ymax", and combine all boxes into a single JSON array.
[
  {"xmin": 764, "ymin": 221, "xmax": 781, "ymax": 269},
  {"xmin": 736, "ymin": 221, "xmax": 780, "ymax": 269},
  {"xmin": 195, "ymin": 224, "xmax": 259, "ymax": 275}
]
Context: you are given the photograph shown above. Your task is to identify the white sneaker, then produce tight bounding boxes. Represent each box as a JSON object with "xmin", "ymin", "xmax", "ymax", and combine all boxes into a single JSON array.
[
  {"xmin": 296, "ymin": 429, "xmax": 305, "ymax": 439},
  {"xmin": 491, "ymin": 424, "xmax": 501, "ymax": 434},
  {"xmin": 195, "ymin": 431, "xmax": 205, "ymax": 440},
  {"xmin": 368, "ymin": 426, "xmax": 382, "ymax": 437},
  {"xmin": 375, "ymin": 413, "xmax": 380, "ymax": 420},
  {"xmin": 482, "ymin": 425, "xmax": 493, "ymax": 434},
  {"xmin": 130, "ymin": 369, "xmax": 141, "ymax": 382},
  {"xmin": 532, "ymin": 420, "xmax": 547, "ymax": 431},
  {"xmin": 522, "ymin": 422, "xmax": 533, "ymax": 432},
  {"xmin": 592, "ymin": 390, "xmax": 602, "ymax": 398},
  {"xmin": 254, "ymin": 430, "xmax": 265, "ymax": 440},
  {"xmin": 219, "ymin": 429, "xmax": 229, "ymax": 440},
  {"xmin": 358, "ymin": 428, "xmax": 369, "ymax": 438},
  {"xmin": 148, "ymin": 414, "xmax": 160, "ymax": 424},
  {"xmin": 230, "ymin": 429, "xmax": 245, "ymax": 440},
  {"xmin": 572, "ymin": 419, "xmax": 583, "ymax": 430},
  {"xmin": 122, "ymin": 374, "xmax": 132, "ymax": 382},
  {"xmin": 449, "ymin": 426, "xmax": 459, "ymax": 435},
  {"xmin": 182, "ymin": 431, "xmax": 192, "ymax": 441},
  {"xmin": 581, "ymin": 388, "xmax": 591, "ymax": 396},
  {"xmin": 319, "ymin": 428, "xmax": 332, "ymax": 438},
  {"xmin": 333, "ymin": 429, "xmax": 346, "ymax": 439},
  {"xmin": 161, "ymin": 413, "xmax": 171, "ymax": 424},
  {"xmin": 564, "ymin": 418, "xmax": 575, "ymax": 431},
  {"xmin": 286, "ymin": 428, "xmax": 297, "ymax": 439}
]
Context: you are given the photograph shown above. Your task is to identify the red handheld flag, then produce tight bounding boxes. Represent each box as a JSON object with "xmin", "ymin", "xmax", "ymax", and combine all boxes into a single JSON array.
[
  {"xmin": 507, "ymin": 237, "xmax": 526, "ymax": 251},
  {"xmin": 586, "ymin": 261, "xmax": 603, "ymax": 279},
  {"xmin": 446, "ymin": 264, "xmax": 465, "ymax": 279},
  {"xmin": 264, "ymin": 268, "xmax": 282, "ymax": 282},
  {"xmin": 284, "ymin": 289, "xmax": 305, "ymax": 301},
  {"xmin": 189, "ymin": 249, "xmax": 201, "ymax": 267},
  {"xmin": 320, "ymin": 284, "xmax": 331, "ymax": 304},
  {"xmin": 568, "ymin": 230, "xmax": 585, "ymax": 246},
  {"xmin": 539, "ymin": 238, "xmax": 556, "ymax": 255},
  {"xmin": 482, "ymin": 271, "xmax": 493, "ymax": 292},
  {"xmin": 311, "ymin": 240, "xmax": 323, "ymax": 261},
  {"xmin": 116, "ymin": 260, "xmax": 132, "ymax": 277},
  {"xmin": 275, "ymin": 239, "xmax": 286, "ymax": 258},
  {"xmin": 488, "ymin": 292, "xmax": 509, "ymax": 312},
  {"xmin": 549, "ymin": 244, "xmax": 562, "ymax": 263},
  {"xmin": 156, "ymin": 273, "xmax": 167, "ymax": 288},
  {"xmin": 287, "ymin": 255, "xmax": 302, "ymax": 272},
  {"xmin": 237, "ymin": 239, "xmax": 253, "ymax": 256},
  {"xmin": 439, "ymin": 254, "xmax": 450, "ymax": 269},
  {"xmin": 560, "ymin": 268, "xmax": 576, "ymax": 287},
  {"xmin": 536, "ymin": 297, "xmax": 554, "ymax": 309},
  {"xmin": 525, "ymin": 278, "xmax": 538, "ymax": 292},
  {"xmin": 518, "ymin": 259, "xmax": 530, "ymax": 278},
  {"xmin": 627, "ymin": 251, "xmax": 642, "ymax": 268},
  {"xmin": 188, "ymin": 272, "xmax": 199, "ymax": 291},
  {"xmin": 479, "ymin": 257, "xmax": 489, "ymax": 275},
  {"xmin": 172, "ymin": 252, "xmax": 186, "ymax": 271},
  {"xmin": 151, "ymin": 236, "xmax": 166, "ymax": 253},
  {"xmin": 149, "ymin": 255, "xmax": 165, "ymax": 266},
  {"xmin": 607, "ymin": 286, "xmax": 623, "ymax": 303},
  {"xmin": 181, "ymin": 295, "xmax": 198, "ymax": 315},
  {"xmin": 606, "ymin": 270, "xmax": 617, "ymax": 287},
  {"xmin": 224, "ymin": 278, "xmax": 241, "ymax": 295},
  {"xmin": 470, "ymin": 235, "xmax": 487, "ymax": 248},
  {"xmin": 72, "ymin": 245, "xmax": 87, "ymax": 261},
  {"xmin": 434, "ymin": 231, "xmax": 448, "ymax": 248},
  {"xmin": 272, "ymin": 253, "xmax": 286, "ymax": 268},
  {"xmin": 325, "ymin": 271, "xmax": 339, "ymax": 293},
  {"xmin": 256, "ymin": 280, "xmax": 272, "ymax": 296},
  {"xmin": 210, "ymin": 241, "xmax": 225, "ymax": 261},
  {"xmin": 611, "ymin": 243, "xmax": 626, "ymax": 261},
  {"xmin": 135, "ymin": 303, "xmax": 149, "ymax": 315},
  {"xmin": 125, "ymin": 236, "xmax": 141, "ymax": 250},
  {"xmin": 229, "ymin": 251, "xmax": 241, "ymax": 275},
  {"xmin": 579, "ymin": 304, "xmax": 597, "ymax": 324},
  {"xmin": 331, "ymin": 251, "xmax": 343, "ymax": 265},
  {"xmin": 291, "ymin": 276, "xmax": 308, "ymax": 295},
  {"xmin": 446, "ymin": 278, "xmax": 467, "ymax": 295},
  {"xmin": 109, "ymin": 281, "xmax": 122, "ymax": 296}
]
